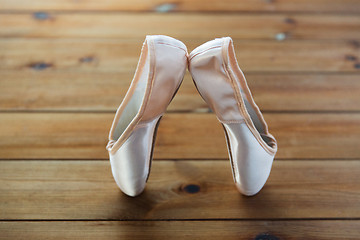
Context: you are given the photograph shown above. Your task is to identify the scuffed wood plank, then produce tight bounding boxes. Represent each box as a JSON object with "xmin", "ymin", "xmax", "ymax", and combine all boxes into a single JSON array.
[
  {"xmin": 1, "ymin": 72, "xmax": 359, "ymax": 112},
  {"xmin": 0, "ymin": 113, "xmax": 359, "ymax": 159},
  {"xmin": 1, "ymin": 13, "xmax": 360, "ymax": 40},
  {"xmin": 0, "ymin": 0, "xmax": 359, "ymax": 13},
  {"xmin": 1, "ymin": 221, "xmax": 360, "ymax": 240},
  {"xmin": 1, "ymin": 39, "xmax": 360, "ymax": 73},
  {"xmin": 0, "ymin": 160, "xmax": 359, "ymax": 219}
]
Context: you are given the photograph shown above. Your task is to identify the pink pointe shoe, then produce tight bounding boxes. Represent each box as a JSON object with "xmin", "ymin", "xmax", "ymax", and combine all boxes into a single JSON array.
[
  {"xmin": 106, "ymin": 35, "xmax": 188, "ymax": 197},
  {"xmin": 189, "ymin": 37, "xmax": 278, "ymax": 196}
]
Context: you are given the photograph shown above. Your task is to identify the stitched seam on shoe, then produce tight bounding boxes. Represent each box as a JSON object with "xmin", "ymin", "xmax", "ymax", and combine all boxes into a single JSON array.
[
  {"xmin": 189, "ymin": 45, "xmax": 222, "ymax": 60},
  {"xmin": 136, "ymin": 114, "xmax": 163, "ymax": 127},
  {"xmin": 156, "ymin": 42, "xmax": 188, "ymax": 54},
  {"xmin": 220, "ymin": 45, "xmax": 246, "ymax": 127},
  {"xmin": 218, "ymin": 118, "xmax": 246, "ymax": 124}
]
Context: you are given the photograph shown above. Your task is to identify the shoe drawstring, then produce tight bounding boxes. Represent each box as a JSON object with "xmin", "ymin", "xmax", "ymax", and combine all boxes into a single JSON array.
[{"xmin": 106, "ymin": 140, "xmax": 116, "ymax": 151}]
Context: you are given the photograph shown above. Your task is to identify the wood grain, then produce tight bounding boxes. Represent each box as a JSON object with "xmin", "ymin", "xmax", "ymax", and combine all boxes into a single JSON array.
[
  {"xmin": 1, "ymin": 0, "xmax": 359, "ymax": 238},
  {"xmin": 1, "ymin": 221, "xmax": 360, "ymax": 240},
  {"xmin": 0, "ymin": 0, "xmax": 359, "ymax": 13},
  {"xmin": 1, "ymin": 71, "xmax": 359, "ymax": 112},
  {"xmin": 0, "ymin": 113, "xmax": 359, "ymax": 159},
  {"xmin": 1, "ymin": 13, "xmax": 360, "ymax": 40},
  {"xmin": 0, "ymin": 160, "xmax": 359, "ymax": 219},
  {"xmin": 0, "ymin": 71, "xmax": 204, "ymax": 112},
  {"xmin": 1, "ymin": 39, "xmax": 360, "ymax": 73}
]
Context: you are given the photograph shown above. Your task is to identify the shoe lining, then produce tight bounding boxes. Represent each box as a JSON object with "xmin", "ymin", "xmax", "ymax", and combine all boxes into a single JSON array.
[
  {"xmin": 112, "ymin": 41, "xmax": 150, "ymax": 141},
  {"xmin": 227, "ymin": 40, "xmax": 275, "ymax": 148}
]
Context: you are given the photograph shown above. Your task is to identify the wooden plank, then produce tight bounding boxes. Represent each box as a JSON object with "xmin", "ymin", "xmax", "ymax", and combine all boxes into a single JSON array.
[
  {"xmin": 0, "ymin": 160, "xmax": 359, "ymax": 219},
  {"xmin": 0, "ymin": 71, "xmax": 203, "ymax": 112},
  {"xmin": 1, "ymin": 39, "xmax": 360, "ymax": 73},
  {"xmin": 1, "ymin": 13, "xmax": 360, "ymax": 40},
  {"xmin": 1, "ymin": 71, "xmax": 359, "ymax": 112},
  {"xmin": 1, "ymin": 221, "xmax": 360, "ymax": 240},
  {"xmin": 0, "ymin": 113, "xmax": 359, "ymax": 159},
  {"xmin": 0, "ymin": 0, "xmax": 359, "ymax": 13}
]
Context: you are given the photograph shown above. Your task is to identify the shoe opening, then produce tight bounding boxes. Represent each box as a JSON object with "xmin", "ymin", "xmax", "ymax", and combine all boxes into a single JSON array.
[
  {"xmin": 226, "ymin": 38, "xmax": 276, "ymax": 149},
  {"xmin": 111, "ymin": 39, "xmax": 151, "ymax": 142}
]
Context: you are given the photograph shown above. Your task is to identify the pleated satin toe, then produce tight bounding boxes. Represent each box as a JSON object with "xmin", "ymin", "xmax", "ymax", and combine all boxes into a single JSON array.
[
  {"xmin": 189, "ymin": 37, "xmax": 277, "ymax": 196},
  {"xmin": 106, "ymin": 35, "xmax": 188, "ymax": 197}
]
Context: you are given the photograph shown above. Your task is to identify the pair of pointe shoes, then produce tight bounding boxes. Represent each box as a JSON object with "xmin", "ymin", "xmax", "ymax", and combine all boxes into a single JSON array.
[{"xmin": 106, "ymin": 35, "xmax": 277, "ymax": 197}]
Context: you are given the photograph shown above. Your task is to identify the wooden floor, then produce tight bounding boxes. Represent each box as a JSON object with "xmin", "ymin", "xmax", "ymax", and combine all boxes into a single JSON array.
[{"xmin": 1, "ymin": 1, "xmax": 360, "ymax": 239}]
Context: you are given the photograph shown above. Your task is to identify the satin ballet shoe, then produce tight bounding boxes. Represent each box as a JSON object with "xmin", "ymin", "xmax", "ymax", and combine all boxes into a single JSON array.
[
  {"xmin": 106, "ymin": 35, "xmax": 188, "ymax": 197},
  {"xmin": 189, "ymin": 37, "xmax": 277, "ymax": 196}
]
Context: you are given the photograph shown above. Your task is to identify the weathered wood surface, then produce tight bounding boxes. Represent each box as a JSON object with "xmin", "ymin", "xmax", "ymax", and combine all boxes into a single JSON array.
[
  {"xmin": 1, "ymin": 14, "xmax": 360, "ymax": 40},
  {"xmin": 0, "ymin": 0, "xmax": 359, "ymax": 13},
  {"xmin": 0, "ymin": 113, "xmax": 359, "ymax": 159},
  {"xmin": 1, "ymin": 220, "xmax": 359, "ymax": 240},
  {"xmin": 1, "ymin": 39, "xmax": 360, "ymax": 73},
  {"xmin": 1, "ymin": 72, "xmax": 359, "ymax": 112},
  {"xmin": 0, "ymin": 160, "xmax": 359, "ymax": 220}
]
